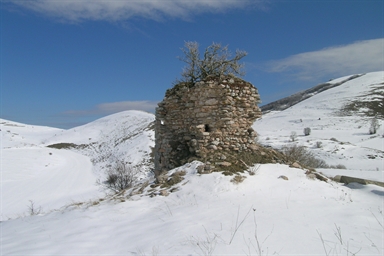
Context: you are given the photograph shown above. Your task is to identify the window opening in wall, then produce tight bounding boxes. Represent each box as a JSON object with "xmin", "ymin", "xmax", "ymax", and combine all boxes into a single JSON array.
[{"xmin": 204, "ymin": 124, "xmax": 211, "ymax": 132}]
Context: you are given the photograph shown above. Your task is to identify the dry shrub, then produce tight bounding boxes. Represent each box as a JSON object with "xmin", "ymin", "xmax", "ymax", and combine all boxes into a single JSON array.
[
  {"xmin": 105, "ymin": 160, "xmax": 138, "ymax": 192},
  {"xmin": 282, "ymin": 144, "xmax": 328, "ymax": 168}
]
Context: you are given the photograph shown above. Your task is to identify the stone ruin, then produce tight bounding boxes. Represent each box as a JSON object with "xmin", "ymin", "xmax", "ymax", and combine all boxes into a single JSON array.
[{"xmin": 154, "ymin": 76, "xmax": 271, "ymax": 176}]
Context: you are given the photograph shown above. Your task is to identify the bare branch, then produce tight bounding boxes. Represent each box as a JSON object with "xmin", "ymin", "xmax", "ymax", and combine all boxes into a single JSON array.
[{"xmin": 177, "ymin": 41, "xmax": 247, "ymax": 84}]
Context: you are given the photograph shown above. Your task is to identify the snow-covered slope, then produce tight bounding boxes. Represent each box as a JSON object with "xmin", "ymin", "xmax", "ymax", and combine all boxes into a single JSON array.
[
  {"xmin": 44, "ymin": 110, "xmax": 155, "ymax": 175},
  {"xmin": 254, "ymin": 71, "xmax": 384, "ymax": 175},
  {"xmin": 1, "ymin": 119, "xmax": 64, "ymax": 148},
  {"xmin": 1, "ymin": 161, "xmax": 383, "ymax": 255},
  {"xmin": 260, "ymin": 74, "xmax": 364, "ymax": 113},
  {"xmin": 1, "ymin": 147, "xmax": 97, "ymax": 220},
  {"xmin": 1, "ymin": 110, "xmax": 155, "ymax": 220}
]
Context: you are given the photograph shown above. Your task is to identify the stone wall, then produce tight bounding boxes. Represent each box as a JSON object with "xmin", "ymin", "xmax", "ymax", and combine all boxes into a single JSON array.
[{"xmin": 154, "ymin": 77, "xmax": 262, "ymax": 176}]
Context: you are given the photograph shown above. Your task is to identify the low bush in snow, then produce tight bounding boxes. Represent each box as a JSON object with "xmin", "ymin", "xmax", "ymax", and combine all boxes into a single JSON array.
[
  {"xmin": 282, "ymin": 144, "xmax": 347, "ymax": 169},
  {"xmin": 290, "ymin": 131, "xmax": 297, "ymax": 142},
  {"xmin": 27, "ymin": 200, "xmax": 43, "ymax": 216},
  {"xmin": 329, "ymin": 164, "xmax": 347, "ymax": 169},
  {"xmin": 282, "ymin": 144, "xmax": 328, "ymax": 168},
  {"xmin": 105, "ymin": 160, "xmax": 139, "ymax": 192},
  {"xmin": 369, "ymin": 117, "xmax": 380, "ymax": 134},
  {"xmin": 303, "ymin": 127, "xmax": 311, "ymax": 136}
]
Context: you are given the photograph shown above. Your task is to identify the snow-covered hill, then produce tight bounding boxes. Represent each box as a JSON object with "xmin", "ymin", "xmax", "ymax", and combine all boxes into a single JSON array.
[
  {"xmin": 44, "ymin": 110, "xmax": 155, "ymax": 175},
  {"xmin": 1, "ymin": 73, "xmax": 383, "ymax": 255},
  {"xmin": 254, "ymin": 71, "xmax": 384, "ymax": 175},
  {"xmin": 260, "ymin": 74, "xmax": 364, "ymax": 113},
  {"xmin": 1, "ymin": 110, "xmax": 155, "ymax": 220}
]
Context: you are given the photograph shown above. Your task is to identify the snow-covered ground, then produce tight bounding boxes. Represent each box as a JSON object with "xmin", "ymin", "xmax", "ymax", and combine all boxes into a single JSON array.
[
  {"xmin": 254, "ymin": 71, "xmax": 384, "ymax": 178},
  {"xmin": 1, "ymin": 162, "xmax": 383, "ymax": 255},
  {"xmin": 1, "ymin": 110, "xmax": 154, "ymax": 220},
  {"xmin": 1, "ymin": 147, "xmax": 99, "ymax": 220},
  {"xmin": 43, "ymin": 110, "xmax": 155, "ymax": 173},
  {"xmin": 1, "ymin": 73, "xmax": 383, "ymax": 255}
]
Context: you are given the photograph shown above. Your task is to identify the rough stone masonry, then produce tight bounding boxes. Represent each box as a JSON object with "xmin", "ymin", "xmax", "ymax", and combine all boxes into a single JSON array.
[{"xmin": 154, "ymin": 76, "xmax": 262, "ymax": 177}]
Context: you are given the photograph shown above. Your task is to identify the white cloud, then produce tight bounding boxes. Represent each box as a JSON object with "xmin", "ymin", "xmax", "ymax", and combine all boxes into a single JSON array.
[
  {"xmin": 266, "ymin": 38, "xmax": 384, "ymax": 81},
  {"xmin": 5, "ymin": 0, "xmax": 262, "ymax": 22},
  {"xmin": 63, "ymin": 100, "xmax": 158, "ymax": 117}
]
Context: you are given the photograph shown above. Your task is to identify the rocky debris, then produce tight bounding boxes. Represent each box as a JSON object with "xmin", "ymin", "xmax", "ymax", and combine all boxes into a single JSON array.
[
  {"xmin": 334, "ymin": 175, "xmax": 384, "ymax": 188},
  {"xmin": 230, "ymin": 175, "xmax": 246, "ymax": 184},
  {"xmin": 216, "ymin": 161, "xmax": 232, "ymax": 167},
  {"xmin": 290, "ymin": 162, "xmax": 303, "ymax": 169},
  {"xmin": 159, "ymin": 190, "xmax": 170, "ymax": 196},
  {"xmin": 306, "ymin": 173, "xmax": 317, "ymax": 180},
  {"xmin": 313, "ymin": 172, "xmax": 329, "ymax": 182},
  {"xmin": 304, "ymin": 170, "xmax": 329, "ymax": 182}
]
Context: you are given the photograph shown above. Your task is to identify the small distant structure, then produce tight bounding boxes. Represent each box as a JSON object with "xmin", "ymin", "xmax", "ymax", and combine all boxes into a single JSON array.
[{"xmin": 154, "ymin": 76, "xmax": 262, "ymax": 176}]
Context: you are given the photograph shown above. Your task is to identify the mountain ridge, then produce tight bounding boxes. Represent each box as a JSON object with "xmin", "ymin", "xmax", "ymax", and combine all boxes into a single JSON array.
[{"xmin": 261, "ymin": 73, "xmax": 365, "ymax": 113}]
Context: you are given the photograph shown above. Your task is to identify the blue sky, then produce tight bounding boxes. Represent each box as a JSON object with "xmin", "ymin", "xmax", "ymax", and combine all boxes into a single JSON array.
[{"xmin": 1, "ymin": 0, "xmax": 383, "ymax": 128}]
